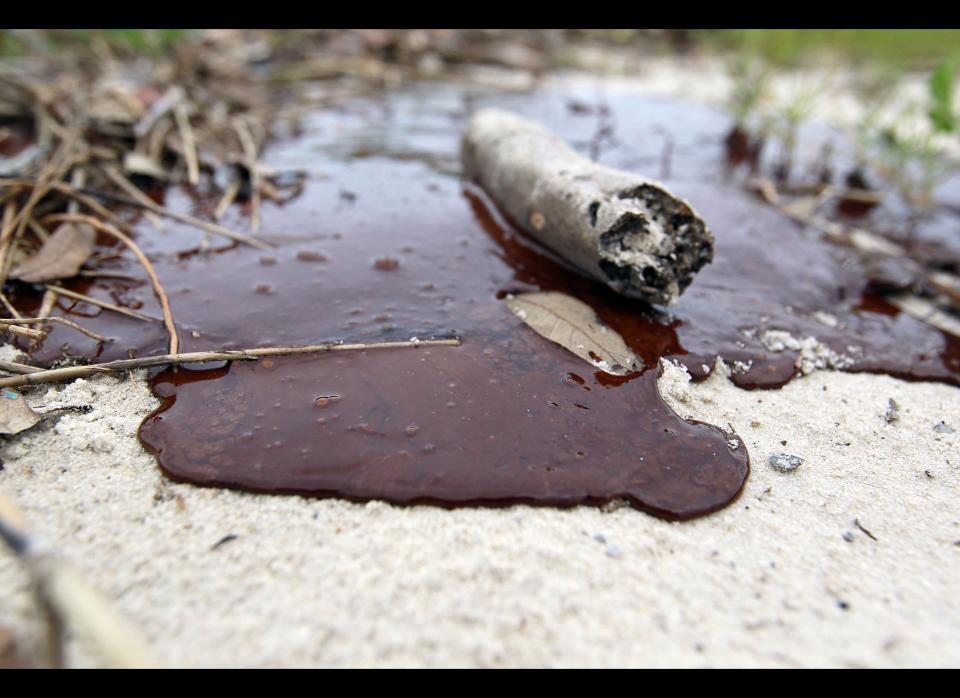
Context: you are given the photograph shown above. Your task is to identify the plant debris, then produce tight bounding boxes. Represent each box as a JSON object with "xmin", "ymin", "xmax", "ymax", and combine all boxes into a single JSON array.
[
  {"xmin": 210, "ymin": 534, "xmax": 239, "ymax": 551},
  {"xmin": 505, "ymin": 291, "xmax": 642, "ymax": 375},
  {"xmin": 9, "ymin": 221, "xmax": 95, "ymax": 283},
  {"xmin": 854, "ymin": 518, "xmax": 878, "ymax": 541},
  {"xmin": 0, "ymin": 337, "xmax": 463, "ymax": 388},
  {"xmin": 0, "ymin": 387, "xmax": 39, "ymax": 434}
]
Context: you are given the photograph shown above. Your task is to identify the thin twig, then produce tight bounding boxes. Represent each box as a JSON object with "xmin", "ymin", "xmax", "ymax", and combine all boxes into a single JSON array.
[
  {"xmin": 98, "ymin": 168, "xmax": 269, "ymax": 248},
  {"xmin": 42, "ymin": 284, "xmax": 155, "ymax": 323},
  {"xmin": 0, "ymin": 488, "xmax": 159, "ymax": 669},
  {"xmin": 0, "ymin": 291, "xmax": 23, "ymax": 320},
  {"xmin": 0, "ymin": 198, "xmax": 19, "ymax": 287},
  {"xmin": 0, "ymin": 316, "xmax": 110, "ymax": 343},
  {"xmin": 1, "ymin": 175, "xmax": 270, "ymax": 249},
  {"xmin": 928, "ymin": 271, "xmax": 960, "ymax": 307},
  {"xmin": 37, "ymin": 288, "xmax": 57, "ymax": 319},
  {"xmin": 26, "ymin": 217, "xmax": 48, "ymax": 242},
  {"xmin": 887, "ymin": 294, "xmax": 960, "ymax": 338},
  {"xmin": 41, "ymin": 213, "xmax": 177, "ymax": 352},
  {"xmin": 77, "ymin": 269, "xmax": 142, "ymax": 281},
  {"xmin": 67, "ymin": 167, "xmax": 84, "ymax": 216},
  {"xmin": 214, "ymin": 178, "xmax": 241, "ymax": 220},
  {"xmin": 0, "ymin": 323, "xmax": 45, "ymax": 340},
  {"xmin": 0, "ymin": 337, "xmax": 463, "ymax": 388},
  {"xmin": 0, "ymin": 359, "xmax": 43, "ymax": 374},
  {"xmin": 94, "ymin": 166, "xmax": 164, "ymax": 230},
  {"xmin": 47, "ymin": 181, "xmax": 139, "ymax": 236},
  {"xmin": 173, "ymin": 103, "xmax": 199, "ymax": 186},
  {"xmin": 233, "ymin": 116, "xmax": 261, "ymax": 232}
]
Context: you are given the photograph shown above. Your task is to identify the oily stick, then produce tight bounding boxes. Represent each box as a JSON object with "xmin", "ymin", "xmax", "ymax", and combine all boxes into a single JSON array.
[
  {"xmin": 0, "ymin": 316, "xmax": 109, "ymax": 343},
  {"xmin": 0, "ymin": 359, "xmax": 42, "ymax": 374},
  {"xmin": 43, "ymin": 284, "xmax": 155, "ymax": 323},
  {"xmin": 99, "ymin": 167, "xmax": 269, "ymax": 249},
  {"xmin": 0, "ymin": 338, "xmax": 463, "ymax": 388},
  {"xmin": 0, "ymin": 323, "xmax": 45, "ymax": 340}
]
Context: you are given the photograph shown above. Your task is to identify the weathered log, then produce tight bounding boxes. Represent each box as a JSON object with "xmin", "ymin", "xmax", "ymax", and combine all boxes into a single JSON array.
[{"xmin": 462, "ymin": 108, "xmax": 714, "ymax": 305}]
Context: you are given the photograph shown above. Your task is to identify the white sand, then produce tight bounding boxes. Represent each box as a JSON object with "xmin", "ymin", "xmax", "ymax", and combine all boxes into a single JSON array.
[
  {"xmin": 1, "ymin": 358, "xmax": 958, "ymax": 667},
  {"xmin": 2, "ymin": 65, "xmax": 960, "ymax": 667}
]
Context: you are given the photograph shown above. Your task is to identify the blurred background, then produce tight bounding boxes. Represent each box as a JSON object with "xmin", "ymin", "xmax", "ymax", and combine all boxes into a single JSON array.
[
  {"xmin": 2, "ymin": 29, "xmax": 958, "ymax": 213},
  {"xmin": 2, "ymin": 29, "xmax": 958, "ymax": 69}
]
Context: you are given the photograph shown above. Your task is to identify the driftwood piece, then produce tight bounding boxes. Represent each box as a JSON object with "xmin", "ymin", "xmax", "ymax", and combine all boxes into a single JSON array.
[{"xmin": 462, "ymin": 108, "xmax": 714, "ymax": 305}]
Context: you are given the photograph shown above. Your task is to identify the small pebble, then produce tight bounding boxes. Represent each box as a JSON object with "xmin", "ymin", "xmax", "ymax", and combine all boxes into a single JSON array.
[
  {"xmin": 842, "ymin": 531, "xmax": 855, "ymax": 543},
  {"xmin": 296, "ymin": 250, "xmax": 327, "ymax": 262},
  {"xmin": 884, "ymin": 398, "xmax": 899, "ymax": 424},
  {"xmin": 933, "ymin": 421, "xmax": 955, "ymax": 434},
  {"xmin": 768, "ymin": 452, "xmax": 803, "ymax": 473},
  {"xmin": 593, "ymin": 533, "xmax": 606, "ymax": 544},
  {"xmin": 605, "ymin": 545, "xmax": 622, "ymax": 558},
  {"xmin": 373, "ymin": 257, "xmax": 399, "ymax": 271}
]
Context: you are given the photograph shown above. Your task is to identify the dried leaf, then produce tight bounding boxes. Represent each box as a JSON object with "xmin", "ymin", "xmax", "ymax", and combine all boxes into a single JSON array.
[
  {"xmin": 88, "ymin": 95, "xmax": 140, "ymax": 125},
  {"xmin": 10, "ymin": 223, "xmax": 96, "ymax": 283},
  {"xmin": 782, "ymin": 195, "xmax": 819, "ymax": 221},
  {"xmin": 123, "ymin": 152, "xmax": 168, "ymax": 180},
  {"xmin": 0, "ymin": 388, "xmax": 40, "ymax": 435},
  {"xmin": 505, "ymin": 291, "xmax": 642, "ymax": 375}
]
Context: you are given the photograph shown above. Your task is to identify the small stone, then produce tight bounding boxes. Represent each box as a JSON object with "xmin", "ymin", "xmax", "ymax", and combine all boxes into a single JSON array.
[
  {"xmin": 884, "ymin": 398, "xmax": 899, "ymax": 424},
  {"xmin": 373, "ymin": 257, "xmax": 399, "ymax": 271},
  {"xmin": 933, "ymin": 421, "xmax": 955, "ymax": 434},
  {"xmin": 605, "ymin": 545, "xmax": 622, "ymax": 558},
  {"xmin": 593, "ymin": 533, "xmax": 606, "ymax": 544},
  {"xmin": 768, "ymin": 452, "xmax": 803, "ymax": 473},
  {"xmin": 296, "ymin": 250, "xmax": 327, "ymax": 262},
  {"xmin": 842, "ymin": 531, "xmax": 855, "ymax": 543}
]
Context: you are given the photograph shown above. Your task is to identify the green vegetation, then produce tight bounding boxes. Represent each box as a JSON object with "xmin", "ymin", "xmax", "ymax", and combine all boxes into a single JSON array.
[
  {"xmin": 700, "ymin": 30, "xmax": 960, "ymax": 69},
  {"xmin": 0, "ymin": 29, "xmax": 190, "ymax": 57},
  {"xmin": 929, "ymin": 56, "xmax": 960, "ymax": 133},
  {"xmin": 726, "ymin": 53, "xmax": 770, "ymax": 127},
  {"xmin": 871, "ymin": 58, "xmax": 960, "ymax": 208}
]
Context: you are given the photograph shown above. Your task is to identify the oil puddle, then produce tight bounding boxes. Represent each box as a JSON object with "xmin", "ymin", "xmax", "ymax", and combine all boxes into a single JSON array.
[{"xmin": 12, "ymin": 84, "xmax": 960, "ymax": 519}]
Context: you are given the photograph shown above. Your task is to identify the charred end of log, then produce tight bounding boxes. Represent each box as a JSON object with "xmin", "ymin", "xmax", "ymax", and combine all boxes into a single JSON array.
[{"xmin": 597, "ymin": 185, "xmax": 713, "ymax": 306}]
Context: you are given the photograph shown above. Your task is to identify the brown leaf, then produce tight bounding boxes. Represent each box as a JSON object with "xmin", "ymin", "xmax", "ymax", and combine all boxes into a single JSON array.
[
  {"xmin": 122, "ymin": 152, "xmax": 168, "ymax": 181},
  {"xmin": 505, "ymin": 291, "xmax": 642, "ymax": 375},
  {"xmin": 0, "ymin": 388, "xmax": 40, "ymax": 435},
  {"xmin": 10, "ymin": 223, "xmax": 96, "ymax": 283}
]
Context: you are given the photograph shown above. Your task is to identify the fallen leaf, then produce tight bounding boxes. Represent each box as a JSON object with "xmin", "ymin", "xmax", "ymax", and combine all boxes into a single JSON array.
[
  {"xmin": 505, "ymin": 291, "xmax": 642, "ymax": 375},
  {"xmin": 123, "ymin": 152, "xmax": 168, "ymax": 180},
  {"xmin": 88, "ymin": 94, "xmax": 140, "ymax": 125},
  {"xmin": 0, "ymin": 388, "xmax": 40, "ymax": 435},
  {"xmin": 10, "ymin": 222, "xmax": 96, "ymax": 283}
]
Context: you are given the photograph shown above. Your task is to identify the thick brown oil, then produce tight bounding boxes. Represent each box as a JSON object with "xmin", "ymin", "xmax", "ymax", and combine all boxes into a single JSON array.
[{"xmin": 10, "ymin": 85, "xmax": 960, "ymax": 519}]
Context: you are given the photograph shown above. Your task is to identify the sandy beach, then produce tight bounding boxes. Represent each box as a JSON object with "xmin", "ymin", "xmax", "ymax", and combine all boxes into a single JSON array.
[{"xmin": 1, "ymin": 357, "xmax": 957, "ymax": 667}]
